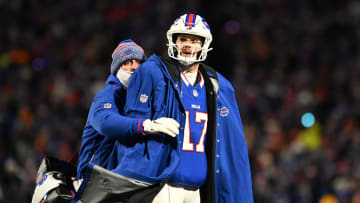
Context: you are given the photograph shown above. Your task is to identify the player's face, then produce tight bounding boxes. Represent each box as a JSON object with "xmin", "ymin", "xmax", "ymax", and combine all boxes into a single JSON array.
[
  {"xmin": 176, "ymin": 34, "xmax": 203, "ymax": 58},
  {"xmin": 121, "ymin": 59, "xmax": 141, "ymax": 72}
]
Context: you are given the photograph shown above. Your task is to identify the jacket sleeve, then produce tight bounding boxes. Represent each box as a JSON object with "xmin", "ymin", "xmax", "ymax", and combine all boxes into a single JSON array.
[
  {"xmin": 124, "ymin": 62, "xmax": 165, "ymax": 119},
  {"xmin": 88, "ymin": 86, "xmax": 146, "ymax": 141}
]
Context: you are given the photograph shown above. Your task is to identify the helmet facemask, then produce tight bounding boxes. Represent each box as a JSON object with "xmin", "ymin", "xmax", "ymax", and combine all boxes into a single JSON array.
[{"xmin": 169, "ymin": 40, "xmax": 203, "ymax": 66}]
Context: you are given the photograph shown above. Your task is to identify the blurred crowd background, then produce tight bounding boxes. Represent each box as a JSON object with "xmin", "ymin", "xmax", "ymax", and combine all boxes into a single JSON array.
[{"xmin": 0, "ymin": 0, "xmax": 359, "ymax": 202}]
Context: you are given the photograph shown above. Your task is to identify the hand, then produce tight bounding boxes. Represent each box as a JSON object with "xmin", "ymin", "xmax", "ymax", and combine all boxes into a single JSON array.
[{"xmin": 143, "ymin": 117, "xmax": 180, "ymax": 137}]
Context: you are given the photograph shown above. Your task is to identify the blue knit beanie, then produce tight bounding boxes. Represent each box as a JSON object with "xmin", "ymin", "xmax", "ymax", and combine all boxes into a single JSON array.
[{"xmin": 110, "ymin": 39, "xmax": 146, "ymax": 74}]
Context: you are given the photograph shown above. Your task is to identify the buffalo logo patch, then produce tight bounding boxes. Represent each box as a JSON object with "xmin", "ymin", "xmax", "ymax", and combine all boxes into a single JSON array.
[{"xmin": 220, "ymin": 107, "xmax": 229, "ymax": 117}]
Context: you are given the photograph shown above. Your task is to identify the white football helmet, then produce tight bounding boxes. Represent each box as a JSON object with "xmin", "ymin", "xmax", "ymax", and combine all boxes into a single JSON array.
[
  {"xmin": 167, "ymin": 13, "xmax": 213, "ymax": 65},
  {"xmin": 32, "ymin": 171, "xmax": 65, "ymax": 203},
  {"xmin": 31, "ymin": 171, "xmax": 75, "ymax": 203}
]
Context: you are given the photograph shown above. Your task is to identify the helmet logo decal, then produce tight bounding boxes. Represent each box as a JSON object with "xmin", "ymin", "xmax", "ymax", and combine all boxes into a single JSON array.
[
  {"xmin": 202, "ymin": 19, "xmax": 210, "ymax": 30},
  {"xmin": 37, "ymin": 174, "xmax": 48, "ymax": 186}
]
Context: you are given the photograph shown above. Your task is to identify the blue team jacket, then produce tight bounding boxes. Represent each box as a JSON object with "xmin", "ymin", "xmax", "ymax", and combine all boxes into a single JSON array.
[
  {"xmin": 77, "ymin": 75, "xmax": 146, "ymax": 179},
  {"xmin": 111, "ymin": 55, "xmax": 253, "ymax": 203}
]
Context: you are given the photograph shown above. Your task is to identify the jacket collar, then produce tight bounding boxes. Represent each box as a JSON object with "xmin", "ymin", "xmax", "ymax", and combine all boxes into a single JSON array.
[
  {"xmin": 158, "ymin": 55, "xmax": 181, "ymax": 83},
  {"xmin": 158, "ymin": 55, "xmax": 218, "ymax": 84}
]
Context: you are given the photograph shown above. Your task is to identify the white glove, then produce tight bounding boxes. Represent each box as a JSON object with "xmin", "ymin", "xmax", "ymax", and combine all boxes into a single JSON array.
[{"xmin": 143, "ymin": 117, "xmax": 180, "ymax": 137}]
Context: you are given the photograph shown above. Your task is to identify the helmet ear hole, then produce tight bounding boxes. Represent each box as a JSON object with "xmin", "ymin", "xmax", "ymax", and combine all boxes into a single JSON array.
[
  {"xmin": 172, "ymin": 34, "xmax": 179, "ymax": 43},
  {"xmin": 200, "ymin": 37, "xmax": 205, "ymax": 45},
  {"xmin": 173, "ymin": 47, "xmax": 178, "ymax": 57}
]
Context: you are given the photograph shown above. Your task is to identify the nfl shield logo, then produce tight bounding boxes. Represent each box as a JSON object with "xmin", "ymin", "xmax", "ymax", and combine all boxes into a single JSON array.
[
  {"xmin": 104, "ymin": 103, "xmax": 112, "ymax": 109},
  {"xmin": 140, "ymin": 94, "xmax": 148, "ymax": 103},
  {"xmin": 193, "ymin": 89, "xmax": 198, "ymax": 97}
]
